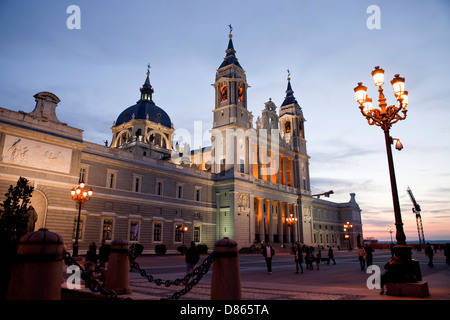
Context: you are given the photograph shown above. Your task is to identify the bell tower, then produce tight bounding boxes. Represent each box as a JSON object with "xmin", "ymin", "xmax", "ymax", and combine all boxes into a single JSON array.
[
  {"xmin": 279, "ymin": 74, "xmax": 310, "ymax": 194},
  {"xmin": 211, "ymin": 27, "xmax": 253, "ymax": 174},
  {"xmin": 212, "ymin": 27, "xmax": 251, "ymax": 130}
]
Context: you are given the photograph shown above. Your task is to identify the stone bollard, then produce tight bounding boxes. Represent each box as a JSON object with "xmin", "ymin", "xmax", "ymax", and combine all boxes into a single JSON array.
[
  {"xmin": 104, "ymin": 238, "xmax": 131, "ymax": 294},
  {"xmin": 210, "ymin": 237, "xmax": 241, "ymax": 300},
  {"xmin": 6, "ymin": 228, "xmax": 64, "ymax": 300}
]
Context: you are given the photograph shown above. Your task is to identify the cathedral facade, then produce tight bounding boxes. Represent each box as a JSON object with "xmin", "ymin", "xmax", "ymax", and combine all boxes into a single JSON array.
[{"xmin": 0, "ymin": 33, "xmax": 363, "ymax": 254}]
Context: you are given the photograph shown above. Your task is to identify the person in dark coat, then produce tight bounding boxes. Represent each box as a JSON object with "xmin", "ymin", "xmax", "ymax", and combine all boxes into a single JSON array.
[
  {"xmin": 262, "ymin": 241, "xmax": 275, "ymax": 274},
  {"xmin": 86, "ymin": 242, "xmax": 98, "ymax": 264},
  {"xmin": 98, "ymin": 240, "xmax": 111, "ymax": 267},
  {"xmin": 425, "ymin": 243, "xmax": 434, "ymax": 267},
  {"xmin": 185, "ymin": 241, "xmax": 200, "ymax": 275},
  {"xmin": 305, "ymin": 249, "xmax": 314, "ymax": 270},
  {"xmin": 364, "ymin": 244, "xmax": 374, "ymax": 267},
  {"xmin": 327, "ymin": 246, "xmax": 336, "ymax": 265},
  {"xmin": 294, "ymin": 242, "xmax": 303, "ymax": 274}
]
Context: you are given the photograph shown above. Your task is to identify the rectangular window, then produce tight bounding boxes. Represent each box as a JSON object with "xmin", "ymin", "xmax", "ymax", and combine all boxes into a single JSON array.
[
  {"xmin": 194, "ymin": 226, "xmax": 201, "ymax": 243},
  {"xmin": 133, "ymin": 175, "xmax": 142, "ymax": 192},
  {"xmin": 79, "ymin": 167, "xmax": 87, "ymax": 183},
  {"xmin": 176, "ymin": 183, "xmax": 183, "ymax": 199},
  {"xmin": 107, "ymin": 169, "xmax": 118, "ymax": 189},
  {"xmin": 156, "ymin": 180, "xmax": 163, "ymax": 196},
  {"xmin": 240, "ymin": 159, "xmax": 245, "ymax": 173},
  {"xmin": 102, "ymin": 218, "xmax": 114, "ymax": 241},
  {"xmin": 195, "ymin": 186, "xmax": 202, "ymax": 201},
  {"xmin": 129, "ymin": 221, "xmax": 140, "ymax": 242},
  {"xmin": 175, "ymin": 224, "xmax": 182, "ymax": 242},
  {"xmin": 153, "ymin": 223, "xmax": 162, "ymax": 242}
]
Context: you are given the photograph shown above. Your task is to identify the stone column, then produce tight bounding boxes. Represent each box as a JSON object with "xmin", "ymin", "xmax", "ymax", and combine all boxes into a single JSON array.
[
  {"xmin": 104, "ymin": 238, "xmax": 131, "ymax": 294},
  {"xmin": 210, "ymin": 237, "xmax": 241, "ymax": 300},
  {"xmin": 6, "ymin": 228, "xmax": 64, "ymax": 300},
  {"xmin": 267, "ymin": 199, "xmax": 273, "ymax": 243},
  {"xmin": 278, "ymin": 201, "xmax": 283, "ymax": 243}
]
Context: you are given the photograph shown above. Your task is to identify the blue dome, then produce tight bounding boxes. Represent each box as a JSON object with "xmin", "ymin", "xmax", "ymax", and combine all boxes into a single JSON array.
[{"xmin": 115, "ymin": 101, "xmax": 172, "ymax": 127}]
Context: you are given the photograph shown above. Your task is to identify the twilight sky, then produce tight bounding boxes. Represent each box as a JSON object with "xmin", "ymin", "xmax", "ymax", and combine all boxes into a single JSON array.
[{"xmin": 1, "ymin": 0, "xmax": 449, "ymax": 241}]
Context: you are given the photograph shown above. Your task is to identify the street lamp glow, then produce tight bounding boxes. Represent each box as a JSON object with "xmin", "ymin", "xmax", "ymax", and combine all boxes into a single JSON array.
[
  {"xmin": 390, "ymin": 74, "xmax": 405, "ymax": 97},
  {"xmin": 354, "ymin": 82, "xmax": 368, "ymax": 105},
  {"xmin": 363, "ymin": 97, "xmax": 373, "ymax": 115},
  {"xmin": 371, "ymin": 66, "xmax": 385, "ymax": 87},
  {"xmin": 71, "ymin": 180, "xmax": 93, "ymax": 257}
]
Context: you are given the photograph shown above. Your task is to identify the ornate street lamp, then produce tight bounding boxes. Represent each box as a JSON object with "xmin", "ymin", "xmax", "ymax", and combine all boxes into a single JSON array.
[
  {"xmin": 387, "ymin": 226, "xmax": 394, "ymax": 243},
  {"xmin": 343, "ymin": 221, "xmax": 353, "ymax": 250},
  {"xmin": 71, "ymin": 180, "xmax": 93, "ymax": 257},
  {"xmin": 179, "ymin": 225, "xmax": 188, "ymax": 246},
  {"xmin": 354, "ymin": 66, "xmax": 417, "ymax": 282},
  {"xmin": 286, "ymin": 213, "xmax": 298, "ymax": 244}
]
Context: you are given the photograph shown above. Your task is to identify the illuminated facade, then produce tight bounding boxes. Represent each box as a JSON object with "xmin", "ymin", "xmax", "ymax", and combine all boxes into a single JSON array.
[{"xmin": 0, "ymin": 34, "xmax": 362, "ymax": 254}]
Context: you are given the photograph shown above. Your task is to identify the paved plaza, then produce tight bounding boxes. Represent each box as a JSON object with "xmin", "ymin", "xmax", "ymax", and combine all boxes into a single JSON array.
[{"xmin": 64, "ymin": 247, "xmax": 450, "ymax": 301}]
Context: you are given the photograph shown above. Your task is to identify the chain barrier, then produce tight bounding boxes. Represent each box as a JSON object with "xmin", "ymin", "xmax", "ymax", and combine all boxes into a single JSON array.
[
  {"xmin": 128, "ymin": 250, "xmax": 216, "ymax": 300},
  {"xmin": 63, "ymin": 250, "xmax": 118, "ymax": 299}
]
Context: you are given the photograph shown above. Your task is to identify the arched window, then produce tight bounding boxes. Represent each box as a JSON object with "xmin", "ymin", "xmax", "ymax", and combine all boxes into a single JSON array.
[
  {"xmin": 285, "ymin": 121, "xmax": 291, "ymax": 133},
  {"xmin": 220, "ymin": 85, "xmax": 228, "ymax": 102}
]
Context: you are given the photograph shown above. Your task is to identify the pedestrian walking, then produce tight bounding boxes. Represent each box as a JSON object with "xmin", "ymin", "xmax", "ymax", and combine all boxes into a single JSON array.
[
  {"xmin": 425, "ymin": 243, "xmax": 434, "ymax": 267},
  {"xmin": 98, "ymin": 239, "xmax": 111, "ymax": 267},
  {"xmin": 327, "ymin": 246, "xmax": 336, "ymax": 265},
  {"xmin": 86, "ymin": 242, "xmax": 98, "ymax": 264},
  {"xmin": 262, "ymin": 241, "xmax": 275, "ymax": 274},
  {"xmin": 185, "ymin": 241, "xmax": 200, "ymax": 275},
  {"xmin": 358, "ymin": 246, "xmax": 367, "ymax": 271},
  {"xmin": 305, "ymin": 249, "xmax": 314, "ymax": 270},
  {"xmin": 444, "ymin": 243, "xmax": 450, "ymax": 265},
  {"xmin": 315, "ymin": 251, "xmax": 321, "ymax": 270},
  {"xmin": 294, "ymin": 242, "xmax": 303, "ymax": 274},
  {"xmin": 364, "ymin": 243, "xmax": 373, "ymax": 267}
]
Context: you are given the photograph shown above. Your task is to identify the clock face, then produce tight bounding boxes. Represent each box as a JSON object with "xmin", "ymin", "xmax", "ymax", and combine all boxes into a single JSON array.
[{"xmin": 220, "ymin": 85, "xmax": 227, "ymax": 101}]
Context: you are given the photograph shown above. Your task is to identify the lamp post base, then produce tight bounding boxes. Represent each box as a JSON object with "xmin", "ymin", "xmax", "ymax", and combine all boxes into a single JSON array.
[
  {"xmin": 387, "ymin": 244, "xmax": 421, "ymax": 283},
  {"xmin": 72, "ymin": 244, "xmax": 79, "ymax": 257}
]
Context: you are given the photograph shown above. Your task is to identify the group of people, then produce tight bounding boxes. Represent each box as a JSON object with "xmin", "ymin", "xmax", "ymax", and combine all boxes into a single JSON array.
[
  {"xmin": 261, "ymin": 241, "xmax": 336, "ymax": 275},
  {"xmin": 357, "ymin": 243, "xmax": 374, "ymax": 271},
  {"xmin": 85, "ymin": 240, "xmax": 111, "ymax": 267}
]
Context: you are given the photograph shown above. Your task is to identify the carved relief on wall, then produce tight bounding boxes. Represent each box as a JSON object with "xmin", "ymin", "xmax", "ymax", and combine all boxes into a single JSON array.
[
  {"xmin": 237, "ymin": 192, "xmax": 250, "ymax": 212},
  {"xmin": 302, "ymin": 205, "xmax": 312, "ymax": 222},
  {"xmin": 2, "ymin": 135, "xmax": 72, "ymax": 173}
]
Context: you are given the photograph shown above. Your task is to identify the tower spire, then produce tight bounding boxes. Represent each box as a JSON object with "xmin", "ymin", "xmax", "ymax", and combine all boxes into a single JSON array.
[
  {"xmin": 219, "ymin": 25, "xmax": 242, "ymax": 70},
  {"xmin": 139, "ymin": 63, "xmax": 154, "ymax": 103},
  {"xmin": 282, "ymin": 70, "xmax": 296, "ymax": 107}
]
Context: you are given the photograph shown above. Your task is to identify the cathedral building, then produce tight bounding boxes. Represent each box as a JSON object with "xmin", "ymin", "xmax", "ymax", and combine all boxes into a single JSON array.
[{"xmin": 0, "ymin": 32, "xmax": 363, "ymax": 254}]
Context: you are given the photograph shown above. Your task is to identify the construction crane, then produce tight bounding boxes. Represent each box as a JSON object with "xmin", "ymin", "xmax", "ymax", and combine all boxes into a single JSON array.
[
  {"xmin": 312, "ymin": 190, "xmax": 334, "ymax": 199},
  {"xmin": 406, "ymin": 187, "xmax": 425, "ymax": 244}
]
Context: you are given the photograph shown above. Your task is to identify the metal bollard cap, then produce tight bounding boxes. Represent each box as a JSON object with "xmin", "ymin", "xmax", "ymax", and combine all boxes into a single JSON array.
[
  {"xmin": 17, "ymin": 228, "xmax": 64, "ymax": 258},
  {"xmin": 20, "ymin": 228, "xmax": 63, "ymax": 244}
]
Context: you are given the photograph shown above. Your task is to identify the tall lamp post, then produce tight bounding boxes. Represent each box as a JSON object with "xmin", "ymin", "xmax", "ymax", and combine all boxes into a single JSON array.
[
  {"xmin": 71, "ymin": 180, "xmax": 93, "ymax": 257},
  {"xmin": 286, "ymin": 213, "xmax": 298, "ymax": 245},
  {"xmin": 388, "ymin": 226, "xmax": 394, "ymax": 243},
  {"xmin": 179, "ymin": 225, "xmax": 188, "ymax": 247},
  {"xmin": 343, "ymin": 221, "xmax": 353, "ymax": 250},
  {"xmin": 354, "ymin": 66, "xmax": 417, "ymax": 282}
]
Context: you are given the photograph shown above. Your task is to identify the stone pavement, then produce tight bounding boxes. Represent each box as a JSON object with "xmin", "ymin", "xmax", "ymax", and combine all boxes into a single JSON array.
[{"xmin": 63, "ymin": 248, "xmax": 450, "ymax": 301}]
